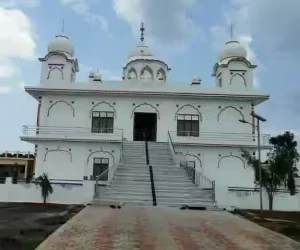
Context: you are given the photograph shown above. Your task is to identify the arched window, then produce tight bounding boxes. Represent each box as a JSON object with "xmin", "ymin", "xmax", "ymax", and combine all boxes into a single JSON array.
[
  {"xmin": 157, "ymin": 68, "xmax": 166, "ymax": 81},
  {"xmin": 140, "ymin": 66, "xmax": 153, "ymax": 80},
  {"xmin": 127, "ymin": 68, "xmax": 137, "ymax": 80}
]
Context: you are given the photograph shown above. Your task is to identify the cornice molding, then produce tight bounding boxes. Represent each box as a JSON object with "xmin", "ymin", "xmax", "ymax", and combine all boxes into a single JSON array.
[
  {"xmin": 20, "ymin": 137, "xmax": 122, "ymax": 144},
  {"xmin": 25, "ymin": 87, "xmax": 269, "ymax": 102}
]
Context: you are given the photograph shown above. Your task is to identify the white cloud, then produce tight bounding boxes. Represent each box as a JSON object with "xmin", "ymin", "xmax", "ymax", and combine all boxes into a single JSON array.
[
  {"xmin": 0, "ymin": 7, "xmax": 36, "ymax": 79},
  {"xmin": 0, "ymin": 86, "xmax": 12, "ymax": 94},
  {"xmin": 0, "ymin": 0, "xmax": 39, "ymax": 8},
  {"xmin": 229, "ymin": 0, "xmax": 300, "ymax": 53},
  {"xmin": 60, "ymin": 0, "xmax": 108, "ymax": 31},
  {"xmin": 0, "ymin": 64, "xmax": 18, "ymax": 77},
  {"xmin": 113, "ymin": 0, "xmax": 199, "ymax": 48}
]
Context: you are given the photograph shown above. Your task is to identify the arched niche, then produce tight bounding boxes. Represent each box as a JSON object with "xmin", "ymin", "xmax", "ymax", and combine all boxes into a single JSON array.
[
  {"xmin": 217, "ymin": 106, "xmax": 244, "ymax": 122},
  {"xmin": 175, "ymin": 104, "xmax": 202, "ymax": 121},
  {"xmin": 89, "ymin": 101, "xmax": 116, "ymax": 118},
  {"xmin": 47, "ymin": 67, "xmax": 64, "ymax": 80},
  {"xmin": 127, "ymin": 67, "xmax": 137, "ymax": 80},
  {"xmin": 85, "ymin": 150, "xmax": 115, "ymax": 177},
  {"xmin": 47, "ymin": 100, "xmax": 75, "ymax": 117},
  {"xmin": 44, "ymin": 149, "xmax": 72, "ymax": 162},
  {"xmin": 131, "ymin": 103, "xmax": 160, "ymax": 119},
  {"xmin": 140, "ymin": 66, "xmax": 153, "ymax": 80},
  {"xmin": 177, "ymin": 152, "xmax": 203, "ymax": 172},
  {"xmin": 217, "ymin": 153, "xmax": 254, "ymax": 187},
  {"xmin": 230, "ymin": 73, "xmax": 246, "ymax": 87}
]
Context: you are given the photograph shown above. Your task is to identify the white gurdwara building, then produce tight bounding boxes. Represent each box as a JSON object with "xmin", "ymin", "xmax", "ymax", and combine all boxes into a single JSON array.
[{"xmin": 21, "ymin": 26, "xmax": 271, "ymax": 207}]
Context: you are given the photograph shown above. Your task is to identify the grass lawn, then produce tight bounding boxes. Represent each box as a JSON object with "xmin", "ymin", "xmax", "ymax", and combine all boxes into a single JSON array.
[
  {"xmin": 232, "ymin": 209, "xmax": 300, "ymax": 243},
  {"xmin": 0, "ymin": 203, "xmax": 84, "ymax": 250}
]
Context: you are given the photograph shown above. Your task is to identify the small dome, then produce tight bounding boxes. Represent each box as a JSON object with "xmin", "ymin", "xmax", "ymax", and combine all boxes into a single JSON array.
[
  {"xmin": 191, "ymin": 76, "xmax": 201, "ymax": 85},
  {"xmin": 219, "ymin": 41, "xmax": 247, "ymax": 61},
  {"xmin": 48, "ymin": 34, "xmax": 74, "ymax": 56},
  {"xmin": 93, "ymin": 71, "xmax": 102, "ymax": 81},
  {"xmin": 128, "ymin": 42, "xmax": 153, "ymax": 59}
]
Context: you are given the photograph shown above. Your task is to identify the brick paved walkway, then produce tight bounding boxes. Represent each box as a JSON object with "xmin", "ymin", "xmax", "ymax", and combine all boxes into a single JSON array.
[{"xmin": 36, "ymin": 206, "xmax": 300, "ymax": 250}]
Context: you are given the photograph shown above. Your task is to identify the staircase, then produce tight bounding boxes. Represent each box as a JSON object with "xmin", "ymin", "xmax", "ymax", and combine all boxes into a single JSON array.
[
  {"xmin": 93, "ymin": 141, "xmax": 153, "ymax": 206},
  {"xmin": 148, "ymin": 142, "xmax": 215, "ymax": 208}
]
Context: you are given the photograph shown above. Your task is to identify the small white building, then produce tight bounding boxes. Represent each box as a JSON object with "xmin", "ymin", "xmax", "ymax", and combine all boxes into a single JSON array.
[{"xmin": 19, "ymin": 26, "xmax": 279, "ymax": 208}]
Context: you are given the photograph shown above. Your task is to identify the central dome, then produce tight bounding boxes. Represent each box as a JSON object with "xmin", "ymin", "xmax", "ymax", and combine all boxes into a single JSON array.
[
  {"xmin": 128, "ymin": 42, "xmax": 154, "ymax": 59},
  {"xmin": 48, "ymin": 34, "xmax": 74, "ymax": 57},
  {"xmin": 219, "ymin": 40, "xmax": 247, "ymax": 61}
]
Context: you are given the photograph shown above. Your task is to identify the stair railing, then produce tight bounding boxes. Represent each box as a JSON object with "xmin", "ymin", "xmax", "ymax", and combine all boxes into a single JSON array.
[
  {"xmin": 180, "ymin": 160, "xmax": 216, "ymax": 203},
  {"xmin": 95, "ymin": 133, "xmax": 124, "ymax": 198},
  {"xmin": 167, "ymin": 130, "xmax": 176, "ymax": 165},
  {"xmin": 119, "ymin": 129, "xmax": 124, "ymax": 163}
]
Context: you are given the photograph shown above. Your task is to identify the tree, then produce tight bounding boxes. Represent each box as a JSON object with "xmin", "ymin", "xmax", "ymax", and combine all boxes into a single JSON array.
[
  {"xmin": 35, "ymin": 173, "xmax": 53, "ymax": 204},
  {"xmin": 241, "ymin": 131, "xmax": 299, "ymax": 210}
]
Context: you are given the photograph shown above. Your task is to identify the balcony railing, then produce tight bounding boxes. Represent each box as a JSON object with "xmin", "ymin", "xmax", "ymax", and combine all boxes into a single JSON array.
[
  {"xmin": 0, "ymin": 151, "xmax": 34, "ymax": 159},
  {"xmin": 169, "ymin": 131, "xmax": 271, "ymax": 147},
  {"xmin": 21, "ymin": 125, "xmax": 123, "ymax": 142}
]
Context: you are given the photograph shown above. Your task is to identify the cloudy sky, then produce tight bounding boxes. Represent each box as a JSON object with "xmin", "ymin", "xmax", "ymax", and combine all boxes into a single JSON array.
[{"xmin": 0, "ymin": 0, "xmax": 299, "ymax": 152}]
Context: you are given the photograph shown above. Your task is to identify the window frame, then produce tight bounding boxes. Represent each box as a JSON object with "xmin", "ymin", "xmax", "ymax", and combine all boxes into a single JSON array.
[
  {"xmin": 91, "ymin": 111, "xmax": 114, "ymax": 133},
  {"xmin": 177, "ymin": 114, "xmax": 199, "ymax": 137},
  {"xmin": 93, "ymin": 157, "xmax": 109, "ymax": 181}
]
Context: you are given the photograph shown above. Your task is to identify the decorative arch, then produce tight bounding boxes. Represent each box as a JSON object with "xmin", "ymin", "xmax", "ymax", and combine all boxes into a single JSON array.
[
  {"xmin": 131, "ymin": 103, "xmax": 160, "ymax": 119},
  {"xmin": 176, "ymin": 152, "xmax": 202, "ymax": 169},
  {"xmin": 127, "ymin": 67, "xmax": 137, "ymax": 80},
  {"xmin": 86, "ymin": 150, "xmax": 115, "ymax": 164},
  {"xmin": 47, "ymin": 67, "xmax": 64, "ymax": 80},
  {"xmin": 217, "ymin": 105, "xmax": 244, "ymax": 122},
  {"xmin": 140, "ymin": 65, "xmax": 153, "ymax": 80},
  {"xmin": 230, "ymin": 73, "xmax": 246, "ymax": 86},
  {"xmin": 89, "ymin": 101, "xmax": 116, "ymax": 118},
  {"xmin": 157, "ymin": 68, "xmax": 166, "ymax": 81},
  {"xmin": 217, "ymin": 152, "xmax": 245, "ymax": 169},
  {"xmin": 175, "ymin": 104, "xmax": 202, "ymax": 121},
  {"xmin": 47, "ymin": 100, "xmax": 75, "ymax": 117},
  {"xmin": 44, "ymin": 149, "xmax": 72, "ymax": 162}
]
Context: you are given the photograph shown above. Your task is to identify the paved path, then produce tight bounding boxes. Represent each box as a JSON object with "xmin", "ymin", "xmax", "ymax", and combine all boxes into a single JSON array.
[{"xmin": 36, "ymin": 206, "xmax": 300, "ymax": 250}]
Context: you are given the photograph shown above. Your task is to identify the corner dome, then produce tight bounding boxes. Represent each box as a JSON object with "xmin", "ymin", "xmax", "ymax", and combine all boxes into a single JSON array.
[
  {"xmin": 219, "ymin": 40, "xmax": 247, "ymax": 61},
  {"xmin": 48, "ymin": 34, "xmax": 74, "ymax": 57},
  {"xmin": 128, "ymin": 42, "xmax": 153, "ymax": 59}
]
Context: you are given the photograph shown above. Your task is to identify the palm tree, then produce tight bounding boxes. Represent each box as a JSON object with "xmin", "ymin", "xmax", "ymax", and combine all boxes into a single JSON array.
[{"xmin": 35, "ymin": 173, "xmax": 53, "ymax": 204}]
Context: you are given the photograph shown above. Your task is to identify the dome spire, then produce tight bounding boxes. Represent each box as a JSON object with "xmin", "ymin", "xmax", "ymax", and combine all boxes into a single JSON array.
[
  {"xmin": 230, "ymin": 23, "xmax": 234, "ymax": 40},
  {"xmin": 140, "ymin": 22, "xmax": 145, "ymax": 42},
  {"xmin": 62, "ymin": 18, "xmax": 65, "ymax": 33}
]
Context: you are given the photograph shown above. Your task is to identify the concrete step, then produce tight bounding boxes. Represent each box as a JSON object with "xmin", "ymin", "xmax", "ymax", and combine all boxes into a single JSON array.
[
  {"xmin": 157, "ymin": 201, "xmax": 215, "ymax": 208},
  {"xmin": 115, "ymin": 173, "xmax": 150, "ymax": 178},
  {"xmin": 93, "ymin": 199, "xmax": 153, "ymax": 207},
  {"xmin": 156, "ymin": 192, "xmax": 213, "ymax": 199},
  {"xmin": 156, "ymin": 197, "xmax": 214, "ymax": 204},
  {"xmin": 101, "ymin": 190, "xmax": 151, "ymax": 197},
  {"xmin": 100, "ymin": 195, "xmax": 153, "ymax": 202},
  {"xmin": 110, "ymin": 180, "xmax": 151, "ymax": 186},
  {"xmin": 103, "ymin": 187, "xmax": 151, "ymax": 194},
  {"xmin": 116, "ymin": 169, "xmax": 149, "ymax": 173}
]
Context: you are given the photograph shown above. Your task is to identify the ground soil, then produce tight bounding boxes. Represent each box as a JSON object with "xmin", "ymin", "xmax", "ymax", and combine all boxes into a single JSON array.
[
  {"xmin": 0, "ymin": 203, "xmax": 84, "ymax": 250},
  {"xmin": 233, "ymin": 209, "xmax": 300, "ymax": 243}
]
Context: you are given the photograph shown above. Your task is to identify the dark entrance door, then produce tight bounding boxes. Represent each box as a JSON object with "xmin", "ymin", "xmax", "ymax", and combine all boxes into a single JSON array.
[{"xmin": 133, "ymin": 112, "xmax": 157, "ymax": 141}]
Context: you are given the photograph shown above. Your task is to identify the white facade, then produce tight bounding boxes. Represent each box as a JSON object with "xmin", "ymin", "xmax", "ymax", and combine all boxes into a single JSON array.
[{"xmin": 17, "ymin": 29, "xmax": 288, "ymax": 208}]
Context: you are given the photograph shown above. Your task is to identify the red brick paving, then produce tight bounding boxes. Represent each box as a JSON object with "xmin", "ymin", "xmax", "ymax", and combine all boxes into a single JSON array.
[{"xmin": 36, "ymin": 206, "xmax": 300, "ymax": 250}]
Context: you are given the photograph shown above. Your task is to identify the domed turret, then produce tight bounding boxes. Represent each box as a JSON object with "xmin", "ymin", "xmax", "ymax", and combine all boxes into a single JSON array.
[
  {"xmin": 48, "ymin": 34, "xmax": 74, "ymax": 57},
  {"xmin": 128, "ymin": 42, "xmax": 154, "ymax": 59},
  {"xmin": 219, "ymin": 40, "xmax": 247, "ymax": 62}
]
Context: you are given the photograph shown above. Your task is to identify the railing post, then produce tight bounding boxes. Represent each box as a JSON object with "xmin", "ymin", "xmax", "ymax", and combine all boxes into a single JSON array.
[{"xmin": 212, "ymin": 181, "xmax": 216, "ymax": 203}]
